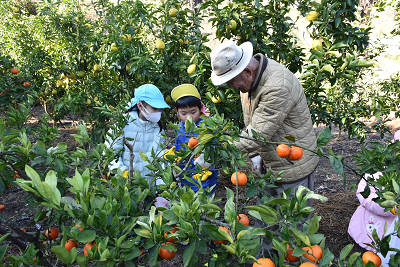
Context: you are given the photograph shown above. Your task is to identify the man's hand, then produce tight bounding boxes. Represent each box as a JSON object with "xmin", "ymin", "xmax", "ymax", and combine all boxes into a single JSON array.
[
  {"xmin": 251, "ymin": 155, "xmax": 263, "ymax": 174},
  {"xmin": 194, "ymin": 154, "xmax": 212, "ymax": 168}
]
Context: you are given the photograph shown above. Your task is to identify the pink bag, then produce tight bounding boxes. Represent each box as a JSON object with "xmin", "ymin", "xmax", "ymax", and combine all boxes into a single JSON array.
[{"xmin": 348, "ymin": 173, "xmax": 396, "ymax": 251}]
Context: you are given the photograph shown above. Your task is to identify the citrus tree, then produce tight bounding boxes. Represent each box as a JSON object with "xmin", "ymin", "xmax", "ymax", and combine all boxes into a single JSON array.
[{"xmin": 1, "ymin": 98, "xmax": 398, "ymax": 266}]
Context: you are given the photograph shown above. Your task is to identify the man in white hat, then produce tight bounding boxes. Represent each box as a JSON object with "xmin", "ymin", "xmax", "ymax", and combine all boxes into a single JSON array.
[{"xmin": 210, "ymin": 40, "xmax": 319, "ymax": 255}]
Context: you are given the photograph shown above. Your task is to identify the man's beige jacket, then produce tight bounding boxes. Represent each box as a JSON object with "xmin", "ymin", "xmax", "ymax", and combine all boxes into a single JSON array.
[{"xmin": 236, "ymin": 55, "xmax": 319, "ymax": 183}]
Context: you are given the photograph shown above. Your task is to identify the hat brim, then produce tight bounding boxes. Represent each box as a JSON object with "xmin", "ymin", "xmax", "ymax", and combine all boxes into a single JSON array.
[
  {"xmin": 171, "ymin": 84, "xmax": 200, "ymax": 102},
  {"xmin": 211, "ymin": 42, "xmax": 253, "ymax": 86},
  {"xmin": 146, "ymin": 99, "xmax": 171, "ymax": 109}
]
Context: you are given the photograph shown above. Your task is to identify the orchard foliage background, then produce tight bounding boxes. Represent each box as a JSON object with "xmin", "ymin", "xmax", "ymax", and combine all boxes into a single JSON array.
[{"xmin": 1, "ymin": 0, "xmax": 400, "ymax": 266}]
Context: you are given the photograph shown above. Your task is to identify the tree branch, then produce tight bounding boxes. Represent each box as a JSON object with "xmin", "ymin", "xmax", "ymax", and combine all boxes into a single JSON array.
[
  {"xmin": 123, "ymin": 132, "xmax": 138, "ymax": 184},
  {"xmin": 200, "ymin": 215, "xmax": 229, "ymax": 228}
]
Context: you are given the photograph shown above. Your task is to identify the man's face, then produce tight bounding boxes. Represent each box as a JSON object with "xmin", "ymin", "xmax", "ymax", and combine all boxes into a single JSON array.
[{"xmin": 226, "ymin": 71, "xmax": 252, "ymax": 93}]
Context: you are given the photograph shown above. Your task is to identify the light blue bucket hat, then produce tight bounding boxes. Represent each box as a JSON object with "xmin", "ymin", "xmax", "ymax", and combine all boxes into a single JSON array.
[{"xmin": 127, "ymin": 84, "xmax": 171, "ymax": 110}]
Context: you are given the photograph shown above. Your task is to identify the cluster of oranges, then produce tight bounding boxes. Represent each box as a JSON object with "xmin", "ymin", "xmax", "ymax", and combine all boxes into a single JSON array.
[
  {"xmin": 159, "ymin": 225, "xmax": 179, "ymax": 259},
  {"xmin": 276, "ymin": 144, "xmax": 303, "ymax": 161},
  {"xmin": 285, "ymin": 244, "xmax": 323, "ymax": 263},
  {"xmin": 285, "ymin": 244, "xmax": 382, "ymax": 267}
]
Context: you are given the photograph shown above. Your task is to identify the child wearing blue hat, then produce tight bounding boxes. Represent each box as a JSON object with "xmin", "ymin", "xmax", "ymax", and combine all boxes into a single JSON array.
[
  {"xmin": 106, "ymin": 84, "xmax": 170, "ymax": 184},
  {"xmin": 169, "ymin": 84, "xmax": 218, "ymax": 194}
]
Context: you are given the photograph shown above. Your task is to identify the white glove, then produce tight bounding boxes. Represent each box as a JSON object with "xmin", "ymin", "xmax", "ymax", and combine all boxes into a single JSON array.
[
  {"xmin": 194, "ymin": 154, "xmax": 212, "ymax": 168},
  {"xmin": 251, "ymin": 155, "xmax": 263, "ymax": 174}
]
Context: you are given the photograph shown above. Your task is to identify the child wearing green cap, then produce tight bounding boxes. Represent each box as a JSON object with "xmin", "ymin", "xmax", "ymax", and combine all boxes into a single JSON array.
[
  {"xmin": 106, "ymin": 84, "xmax": 170, "ymax": 185},
  {"xmin": 169, "ymin": 84, "xmax": 218, "ymax": 194}
]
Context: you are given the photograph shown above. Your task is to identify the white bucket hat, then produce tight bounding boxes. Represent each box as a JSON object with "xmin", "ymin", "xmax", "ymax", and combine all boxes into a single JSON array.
[{"xmin": 210, "ymin": 40, "xmax": 253, "ymax": 86}]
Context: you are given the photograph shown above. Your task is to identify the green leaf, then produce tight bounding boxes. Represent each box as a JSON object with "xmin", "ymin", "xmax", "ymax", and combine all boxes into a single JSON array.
[
  {"xmin": 134, "ymin": 229, "xmax": 152, "ymax": 239},
  {"xmin": 317, "ymin": 128, "xmax": 331, "ymax": 147},
  {"xmin": 185, "ymin": 116, "xmax": 194, "ymax": 132},
  {"xmin": 0, "ymin": 244, "xmax": 8, "ymax": 261},
  {"xmin": 264, "ymin": 198, "xmax": 291, "ymax": 207},
  {"xmin": 290, "ymin": 226, "xmax": 310, "ymax": 247},
  {"xmin": 309, "ymin": 234, "xmax": 324, "ymax": 245},
  {"xmin": 339, "ymin": 244, "xmax": 354, "ymax": 260},
  {"xmin": 392, "ymin": 180, "xmax": 400, "ymax": 194},
  {"xmin": 183, "ymin": 241, "xmax": 196, "ymax": 266},
  {"xmin": 139, "ymin": 151, "xmax": 148, "ymax": 161},
  {"xmin": 306, "ymin": 215, "xmax": 320, "ymax": 235},
  {"xmin": 335, "ymin": 17, "xmax": 341, "ymax": 28},
  {"xmin": 0, "ymin": 234, "xmax": 10, "ymax": 244},
  {"xmin": 123, "ymin": 247, "xmax": 142, "ymax": 260},
  {"xmin": 246, "ymin": 187, "xmax": 258, "ymax": 198},
  {"xmin": 149, "ymin": 245, "xmax": 158, "ymax": 267},
  {"xmin": 310, "ymin": 49, "xmax": 323, "ymax": 58},
  {"xmin": 202, "ymin": 204, "xmax": 223, "ymax": 213},
  {"xmin": 25, "ymin": 165, "xmax": 42, "ymax": 189},
  {"xmin": 154, "ymin": 213, "xmax": 162, "ymax": 232},
  {"xmin": 51, "ymin": 246, "xmax": 71, "ymax": 264},
  {"xmin": 305, "ymin": 193, "xmax": 328, "ymax": 203},
  {"xmin": 218, "ymin": 227, "xmax": 233, "ymax": 244},
  {"xmin": 37, "ymin": 182, "xmax": 58, "ymax": 205},
  {"xmin": 329, "ymin": 156, "xmax": 343, "ymax": 175},
  {"xmin": 380, "ymin": 236, "xmax": 390, "ymax": 257},
  {"xmin": 76, "ymin": 230, "xmax": 96, "ymax": 243}
]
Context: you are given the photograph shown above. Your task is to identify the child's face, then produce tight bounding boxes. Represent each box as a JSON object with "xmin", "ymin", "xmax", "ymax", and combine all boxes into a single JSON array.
[{"xmin": 176, "ymin": 106, "xmax": 201, "ymax": 124}]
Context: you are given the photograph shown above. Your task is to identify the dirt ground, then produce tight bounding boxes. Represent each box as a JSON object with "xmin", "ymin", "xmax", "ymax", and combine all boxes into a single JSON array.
[{"xmin": 1, "ymin": 105, "xmax": 400, "ymax": 266}]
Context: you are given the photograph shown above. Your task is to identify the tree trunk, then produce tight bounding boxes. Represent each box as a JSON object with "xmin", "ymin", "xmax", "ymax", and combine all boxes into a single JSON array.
[
  {"xmin": 358, "ymin": 0, "xmax": 375, "ymax": 24},
  {"xmin": 189, "ymin": 0, "xmax": 203, "ymax": 14}
]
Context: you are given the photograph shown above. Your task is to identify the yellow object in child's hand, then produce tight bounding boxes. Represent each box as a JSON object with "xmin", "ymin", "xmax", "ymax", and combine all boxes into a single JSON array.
[
  {"xmin": 164, "ymin": 146, "xmax": 176, "ymax": 159},
  {"xmin": 390, "ymin": 206, "xmax": 398, "ymax": 215},
  {"xmin": 164, "ymin": 146, "xmax": 181, "ymax": 162},
  {"xmin": 193, "ymin": 169, "xmax": 212, "ymax": 181}
]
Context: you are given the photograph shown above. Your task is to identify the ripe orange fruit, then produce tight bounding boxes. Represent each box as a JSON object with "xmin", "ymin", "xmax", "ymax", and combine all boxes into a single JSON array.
[
  {"xmin": 288, "ymin": 146, "xmax": 303, "ymax": 161},
  {"xmin": 285, "ymin": 244, "xmax": 299, "ymax": 262},
  {"xmin": 252, "ymin": 257, "xmax": 275, "ymax": 267},
  {"xmin": 84, "ymin": 240, "xmax": 97, "ymax": 257},
  {"xmin": 21, "ymin": 228, "xmax": 26, "ymax": 232},
  {"xmin": 188, "ymin": 137, "xmax": 198, "ymax": 149},
  {"xmin": 75, "ymin": 224, "xmax": 83, "ymax": 231},
  {"xmin": 299, "ymin": 262, "xmax": 317, "ymax": 267},
  {"xmin": 158, "ymin": 242, "xmax": 176, "ymax": 259},
  {"xmin": 237, "ymin": 214, "xmax": 249, "ymax": 226},
  {"xmin": 213, "ymin": 226, "xmax": 230, "ymax": 245},
  {"xmin": 45, "ymin": 227, "xmax": 59, "ymax": 240},
  {"xmin": 23, "ymin": 82, "xmax": 31, "ymax": 86},
  {"xmin": 231, "ymin": 171, "xmax": 247, "ymax": 186},
  {"xmin": 11, "ymin": 68, "xmax": 19, "ymax": 74},
  {"xmin": 140, "ymin": 249, "xmax": 143, "ymax": 255},
  {"xmin": 0, "ymin": 205, "xmax": 5, "ymax": 211},
  {"xmin": 164, "ymin": 225, "xmax": 178, "ymax": 242},
  {"xmin": 302, "ymin": 244, "xmax": 323, "ymax": 263},
  {"xmin": 65, "ymin": 239, "xmax": 78, "ymax": 252},
  {"xmin": 276, "ymin": 144, "xmax": 290, "ymax": 158},
  {"xmin": 362, "ymin": 251, "xmax": 382, "ymax": 267}
]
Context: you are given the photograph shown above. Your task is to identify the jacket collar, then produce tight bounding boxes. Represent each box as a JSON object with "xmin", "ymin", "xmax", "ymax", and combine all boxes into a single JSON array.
[{"xmin": 249, "ymin": 53, "xmax": 268, "ymax": 94}]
